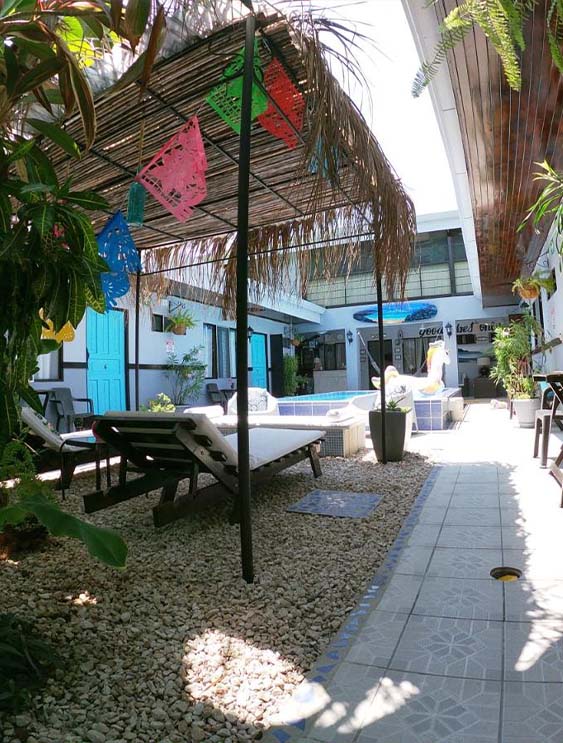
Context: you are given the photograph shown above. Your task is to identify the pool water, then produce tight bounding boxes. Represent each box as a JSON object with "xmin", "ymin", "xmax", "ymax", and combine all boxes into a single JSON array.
[{"xmin": 277, "ymin": 391, "xmax": 373, "ymax": 402}]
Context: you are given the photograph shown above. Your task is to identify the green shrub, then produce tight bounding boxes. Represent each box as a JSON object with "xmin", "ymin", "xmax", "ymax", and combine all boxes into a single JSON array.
[
  {"xmin": 140, "ymin": 393, "xmax": 175, "ymax": 412},
  {"xmin": 282, "ymin": 355, "xmax": 298, "ymax": 396},
  {"xmin": 0, "ymin": 613, "xmax": 59, "ymax": 713}
]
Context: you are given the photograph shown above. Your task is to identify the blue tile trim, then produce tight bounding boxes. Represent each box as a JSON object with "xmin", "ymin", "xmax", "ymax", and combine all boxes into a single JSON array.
[{"xmin": 265, "ymin": 465, "xmax": 442, "ymax": 741}]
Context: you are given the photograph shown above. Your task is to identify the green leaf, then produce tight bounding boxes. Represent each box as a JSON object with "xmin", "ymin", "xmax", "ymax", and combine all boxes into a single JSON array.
[
  {"xmin": 21, "ymin": 494, "xmax": 128, "ymax": 568},
  {"xmin": 6, "ymin": 138, "xmax": 35, "ymax": 165},
  {"xmin": 67, "ymin": 272, "xmax": 86, "ymax": 328},
  {"xmin": 26, "ymin": 143, "xmax": 58, "ymax": 187},
  {"xmin": 0, "ymin": 191, "xmax": 11, "ymax": 233},
  {"xmin": 0, "ymin": 504, "xmax": 28, "ymax": 528},
  {"xmin": 27, "ymin": 118, "xmax": 81, "ymax": 159},
  {"xmin": 67, "ymin": 61, "xmax": 96, "ymax": 148},
  {"xmin": 0, "ymin": 384, "xmax": 19, "ymax": 445},
  {"xmin": 26, "ymin": 204, "xmax": 55, "ymax": 237},
  {"xmin": 4, "ymin": 43, "xmax": 19, "ymax": 97},
  {"xmin": 13, "ymin": 57, "xmax": 64, "ymax": 97},
  {"xmin": 84, "ymin": 284, "xmax": 106, "ymax": 314},
  {"xmin": 64, "ymin": 190, "xmax": 108, "ymax": 210},
  {"xmin": 38, "ymin": 339, "xmax": 59, "ymax": 355},
  {"xmin": 124, "ymin": 0, "xmax": 151, "ymax": 51}
]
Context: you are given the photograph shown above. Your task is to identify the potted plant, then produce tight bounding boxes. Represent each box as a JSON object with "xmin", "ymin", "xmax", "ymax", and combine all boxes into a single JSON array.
[
  {"xmin": 166, "ymin": 310, "xmax": 196, "ymax": 336},
  {"xmin": 512, "ymin": 273, "xmax": 555, "ymax": 301},
  {"xmin": 165, "ymin": 349, "xmax": 206, "ymax": 409},
  {"xmin": 490, "ymin": 314, "xmax": 542, "ymax": 427},
  {"xmin": 369, "ymin": 399, "xmax": 411, "ymax": 462}
]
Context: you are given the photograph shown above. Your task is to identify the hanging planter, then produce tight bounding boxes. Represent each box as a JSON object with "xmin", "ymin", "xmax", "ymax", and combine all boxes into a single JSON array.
[
  {"xmin": 512, "ymin": 273, "xmax": 555, "ymax": 301},
  {"xmin": 166, "ymin": 310, "xmax": 195, "ymax": 336},
  {"xmin": 257, "ymin": 58, "xmax": 304, "ymax": 148},
  {"xmin": 205, "ymin": 41, "xmax": 268, "ymax": 135},
  {"xmin": 137, "ymin": 116, "xmax": 207, "ymax": 222}
]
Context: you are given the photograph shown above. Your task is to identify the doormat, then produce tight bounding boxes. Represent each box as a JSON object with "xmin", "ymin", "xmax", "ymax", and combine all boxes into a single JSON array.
[{"xmin": 288, "ymin": 490, "xmax": 382, "ymax": 519}]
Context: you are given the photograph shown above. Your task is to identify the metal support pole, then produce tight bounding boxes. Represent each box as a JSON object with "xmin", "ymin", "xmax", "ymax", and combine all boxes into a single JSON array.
[
  {"xmin": 235, "ymin": 13, "xmax": 256, "ymax": 584},
  {"xmin": 135, "ymin": 268, "xmax": 141, "ymax": 411},
  {"xmin": 375, "ymin": 264, "xmax": 387, "ymax": 464}
]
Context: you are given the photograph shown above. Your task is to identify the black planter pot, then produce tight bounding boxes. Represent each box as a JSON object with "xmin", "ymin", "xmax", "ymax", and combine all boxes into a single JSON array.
[{"xmin": 369, "ymin": 410, "xmax": 407, "ymax": 462}]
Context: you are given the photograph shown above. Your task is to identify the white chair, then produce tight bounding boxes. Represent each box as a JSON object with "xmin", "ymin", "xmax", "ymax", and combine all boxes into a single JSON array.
[{"xmin": 227, "ymin": 388, "xmax": 279, "ymax": 416}]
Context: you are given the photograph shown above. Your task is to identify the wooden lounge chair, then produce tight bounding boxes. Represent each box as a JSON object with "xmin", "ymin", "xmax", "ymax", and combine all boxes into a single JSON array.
[
  {"xmin": 84, "ymin": 413, "xmax": 325, "ymax": 527},
  {"xmin": 21, "ymin": 406, "xmax": 109, "ymax": 496}
]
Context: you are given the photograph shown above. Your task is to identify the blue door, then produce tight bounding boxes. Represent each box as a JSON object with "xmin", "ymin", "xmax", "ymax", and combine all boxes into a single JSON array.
[
  {"xmin": 250, "ymin": 333, "xmax": 268, "ymax": 389},
  {"xmin": 87, "ymin": 308, "xmax": 126, "ymax": 414}
]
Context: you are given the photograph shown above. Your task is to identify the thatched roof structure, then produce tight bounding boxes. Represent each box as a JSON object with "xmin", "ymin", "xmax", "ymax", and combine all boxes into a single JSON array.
[{"xmin": 53, "ymin": 11, "xmax": 416, "ymax": 309}]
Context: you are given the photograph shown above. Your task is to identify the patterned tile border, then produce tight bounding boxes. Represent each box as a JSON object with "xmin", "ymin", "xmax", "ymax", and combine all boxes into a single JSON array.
[{"xmin": 267, "ymin": 464, "xmax": 443, "ymax": 742}]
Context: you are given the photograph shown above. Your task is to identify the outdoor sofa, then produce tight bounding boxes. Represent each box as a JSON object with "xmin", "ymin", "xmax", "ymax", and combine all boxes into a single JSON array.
[{"xmin": 84, "ymin": 412, "xmax": 325, "ymax": 526}]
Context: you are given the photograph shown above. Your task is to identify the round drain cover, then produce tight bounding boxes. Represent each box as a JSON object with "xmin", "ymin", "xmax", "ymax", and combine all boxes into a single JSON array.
[{"xmin": 490, "ymin": 566, "xmax": 522, "ymax": 582}]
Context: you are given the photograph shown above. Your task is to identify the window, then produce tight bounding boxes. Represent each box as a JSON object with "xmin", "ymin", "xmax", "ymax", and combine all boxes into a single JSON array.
[
  {"xmin": 204, "ymin": 323, "xmax": 217, "ymax": 378},
  {"xmin": 151, "ymin": 313, "xmax": 165, "ymax": 332},
  {"xmin": 218, "ymin": 327, "xmax": 237, "ymax": 377},
  {"xmin": 204, "ymin": 324, "xmax": 237, "ymax": 378},
  {"xmin": 33, "ymin": 349, "xmax": 61, "ymax": 381}
]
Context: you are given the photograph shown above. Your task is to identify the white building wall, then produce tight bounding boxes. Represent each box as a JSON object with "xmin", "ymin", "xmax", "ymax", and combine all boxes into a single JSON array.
[{"xmin": 296, "ymin": 294, "xmax": 518, "ymax": 390}]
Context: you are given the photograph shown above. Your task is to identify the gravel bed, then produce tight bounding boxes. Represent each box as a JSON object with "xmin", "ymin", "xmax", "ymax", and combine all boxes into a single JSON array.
[{"xmin": 1, "ymin": 449, "xmax": 432, "ymax": 743}]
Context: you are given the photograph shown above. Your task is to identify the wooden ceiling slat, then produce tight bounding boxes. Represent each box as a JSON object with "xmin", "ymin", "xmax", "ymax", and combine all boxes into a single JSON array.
[{"xmin": 435, "ymin": 0, "xmax": 563, "ymax": 303}]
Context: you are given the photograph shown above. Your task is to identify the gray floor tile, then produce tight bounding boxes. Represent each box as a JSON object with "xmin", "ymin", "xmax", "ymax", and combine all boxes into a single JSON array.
[
  {"xmin": 356, "ymin": 672, "xmax": 500, "ymax": 742},
  {"xmin": 416, "ymin": 506, "xmax": 448, "ymax": 524},
  {"xmin": 502, "ymin": 680, "xmax": 563, "ymax": 741},
  {"xmin": 375, "ymin": 574, "xmax": 424, "ymax": 613},
  {"xmin": 426, "ymin": 548, "xmax": 502, "ymax": 579},
  {"xmin": 449, "ymin": 491, "xmax": 500, "ymax": 509},
  {"xmin": 390, "ymin": 615, "xmax": 502, "ymax": 679},
  {"xmin": 421, "ymin": 489, "xmax": 453, "ymax": 507},
  {"xmin": 501, "ymin": 524, "xmax": 536, "ymax": 550},
  {"xmin": 444, "ymin": 508, "xmax": 501, "ymax": 527},
  {"xmin": 303, "ymin": 662, "xmax": 383, "ymax": 742},
  {"xmin": 504, "ymin": 579, "xmax": 563, "ymax": 621},
  {"xmin": 504, "ymin": 620, "xmax": 563, "ymax": 681},
  {"xmin": 393, "ymin": 545, "xmax": 434, "ymax": 575},
  {"xmin": 437, "ymin": 526, "xmax": 502, "ymax": 550},
  {"xmin": 456, "ymin": 474, "xmax": 499, "ymax": 485},
  {"xmin": 345, "ymin": 612, "xmax": 409, "ymax": 667},
  {"xmin": 414, "ymin": 577, "xmax": 503, "ymax": 620},
  {"xmin": 406, "ymin": 524, "xmax": 442, "ymax": 547}
]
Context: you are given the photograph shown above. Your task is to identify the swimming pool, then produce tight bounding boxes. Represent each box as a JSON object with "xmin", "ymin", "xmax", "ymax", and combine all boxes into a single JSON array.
[
  {"xmin": 277, "ymin": 391, "xmax": 373, "ymax": 403},
  {"xmin": 277, "ymin": 387, "xmax": 462, "ymax": 431}
]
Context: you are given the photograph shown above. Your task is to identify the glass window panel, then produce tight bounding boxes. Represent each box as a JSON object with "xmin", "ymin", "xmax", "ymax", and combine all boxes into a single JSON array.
[
  {"xmin": 420, "ymin": 264, "xmax": 451, "ymax": 296},
  {"xmin": 203, "ymin": 324, "xmax": 216, "ymax": 378},
  {"xmin": 454, "ymin": 261, "xmax": 472, "ymax": 293},
  {"xmin": 33, "ymin": 350, "xmax": 61, "ymax": 381},
  {"xmin": 217, "ymin": 326, "xmax": 230, "ymax": 377}
]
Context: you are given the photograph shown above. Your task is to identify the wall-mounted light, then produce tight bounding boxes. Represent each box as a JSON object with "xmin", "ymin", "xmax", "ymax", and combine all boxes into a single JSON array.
[
  {"xmin": 346, "ymin": 330, "xmax": 354, "ymax": 344},
  {"xmin": 445, "ymin": 322, "xmax": 453, "ymax": 338},
  {"xmin": 247, "ymin": 326, "xmax": 254, "ymax": 340}
]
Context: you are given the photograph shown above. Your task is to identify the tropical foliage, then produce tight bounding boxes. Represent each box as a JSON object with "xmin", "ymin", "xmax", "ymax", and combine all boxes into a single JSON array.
[
  {"xmin": 519, "ymin": 160, "xmax": 563, "ymax": 244},
  {"xmin": 0, "ymin": 440, "xmax": 128, "ymax": 567},
  {"xmin": 0, "ymin": 0, "xmax": 165, "ymax": 447},
  {"xmin": 0, "ymin": 612, "xmax": 59, "ymax": 713},
  {"xmin": 165, "ymin": 349, "xmax": 206, "ymax": 405},
  {"xmin": 140, "ymin": 392, "xmax": 176, "ymax": 412},
  {"xmin": 282, "ymin": 354, "xmax": 298, "ymax": 396},
  {"xmin": 413, "ymin": 0, "xmax": 563, "ymax": 97},
  {"xmin": 512, "ymin": 272, "xmax": 555, "ymax": 299},
  {"xmin": 490, "ymin": 313, "xmax": 542, "ymax": 398}
]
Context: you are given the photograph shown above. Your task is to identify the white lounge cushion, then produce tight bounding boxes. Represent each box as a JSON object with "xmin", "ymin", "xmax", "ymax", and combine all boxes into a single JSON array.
[
  {"xmin": 224, "ymin": 428, "xmax": 325, "ymax": 470},
  {"xmin": 100, "ymin": 412, "xmax": 322, "ymax": 472},
  {"xmin": 184, "ymin": 405, "xmax": 224, "ymax": 420},
  {"xmin": 219, "ymin": 414, "xmax": 357, "ymax": 430}
]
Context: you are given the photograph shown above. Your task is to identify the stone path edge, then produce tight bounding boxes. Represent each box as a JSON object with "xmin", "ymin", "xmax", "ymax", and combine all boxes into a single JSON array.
[{"xmin": 264, "ymin": 464, "xmax": 442, "ymax": 743}]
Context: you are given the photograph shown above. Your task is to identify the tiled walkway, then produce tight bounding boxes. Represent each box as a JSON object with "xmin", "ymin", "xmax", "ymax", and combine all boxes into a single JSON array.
[{"xmin": 266, "ymin": 403, "xmax": 563, "ymax": 742}]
